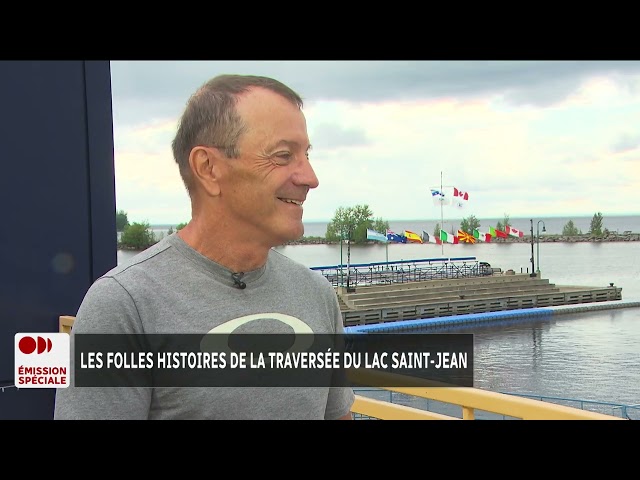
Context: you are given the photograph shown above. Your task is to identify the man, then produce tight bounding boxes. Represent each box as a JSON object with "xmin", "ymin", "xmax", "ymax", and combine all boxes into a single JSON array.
[{"xmin": 54, "ymin": 74, "xmax": 355, "ymax": 420}]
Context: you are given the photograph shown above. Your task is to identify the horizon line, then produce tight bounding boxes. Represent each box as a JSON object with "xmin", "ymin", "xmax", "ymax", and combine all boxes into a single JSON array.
[{"xmin": 143, "ymin": 213, "xmax": 640, "ymax": 227}]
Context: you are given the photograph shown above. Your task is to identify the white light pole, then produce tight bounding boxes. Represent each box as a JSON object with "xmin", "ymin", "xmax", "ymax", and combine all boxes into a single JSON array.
[
  {"xmin": 339, "ymin": 234, "xmax": 344, "ymax": 287},
  {"xmin": 536, "ymin": 220, "xmax": 546, "ymax": 275}
]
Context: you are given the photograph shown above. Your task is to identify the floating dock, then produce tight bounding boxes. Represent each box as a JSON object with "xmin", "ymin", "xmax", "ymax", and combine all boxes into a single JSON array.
[{"xmin": 345, "ymin": 300, "xmax": 640, "ymax": 333}]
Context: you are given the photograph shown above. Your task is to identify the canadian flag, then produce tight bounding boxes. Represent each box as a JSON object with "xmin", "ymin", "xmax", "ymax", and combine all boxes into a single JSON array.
[
  {"xmin": 506, "ymin": 226, "xmax": 524, "ymax": 238},
  {"xmin": 453, "ymin": 187, "xmax": 469, "ymax": 201}
]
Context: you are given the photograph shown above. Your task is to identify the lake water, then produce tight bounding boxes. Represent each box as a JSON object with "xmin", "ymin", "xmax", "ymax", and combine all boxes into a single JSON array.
[
  {"xmin": 147, "ymin": 214, "xmax": 640, "ymax": 240},
  {"xmin": 117, "ymin": 217, "xmax": 640, "ymax": 409}
]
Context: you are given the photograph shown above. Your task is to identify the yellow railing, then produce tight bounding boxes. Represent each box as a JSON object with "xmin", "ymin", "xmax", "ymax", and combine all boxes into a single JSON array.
[
  {"xmin": 347, "ymin": 368, "xmax": 622, "ymax": 420},
  {"xmin": 352, "ymin": 388, "xmax": 622, "ymax": 420},
  {"xmin": 58, "ymin": 315, "xmax": 623, "ymax": 420}
]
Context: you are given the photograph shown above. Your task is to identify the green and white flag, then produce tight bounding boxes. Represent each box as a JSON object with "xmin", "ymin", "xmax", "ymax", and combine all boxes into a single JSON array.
[{"xmin": 440, "ymin": 229, "xmax": 458, "ymax": 244}]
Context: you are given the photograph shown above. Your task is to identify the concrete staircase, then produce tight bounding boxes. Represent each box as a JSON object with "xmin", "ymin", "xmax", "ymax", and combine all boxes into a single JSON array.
[
  {"xmin": 335, "ymin": 293, "xmax": 351, "ymax": 312},
  {"xmin": 340, "ymin": 274, "xmax": 558, "ymax": 310},
  {"xmin": 334, "ymin": 273, "xmax": 623, "ymax": 327}
]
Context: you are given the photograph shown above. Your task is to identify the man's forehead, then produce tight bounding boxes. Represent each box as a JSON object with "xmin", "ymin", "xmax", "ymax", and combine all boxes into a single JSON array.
[
  {"xmin": 236, "ymin": 89, "xmax": 309, "ymax": 144},
  {"xmin": 236, "ymin": 91, "xmax": 305, "ymax": 131},
  {"xmin": 236, "ymin": 86, "xmax": 292, "ymax": 109}
]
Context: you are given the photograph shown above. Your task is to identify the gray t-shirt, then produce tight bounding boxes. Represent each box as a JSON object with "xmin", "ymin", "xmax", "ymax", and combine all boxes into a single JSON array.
[{"xmin": 54, "ymin": 234, "xmax": 355, "ymax": 420}]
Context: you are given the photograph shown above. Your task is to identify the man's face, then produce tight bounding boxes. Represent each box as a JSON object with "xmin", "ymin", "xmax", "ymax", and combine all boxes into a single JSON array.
[{"xmin": 217, "ymin": 87, "xmax": 319, "ymax": 247}]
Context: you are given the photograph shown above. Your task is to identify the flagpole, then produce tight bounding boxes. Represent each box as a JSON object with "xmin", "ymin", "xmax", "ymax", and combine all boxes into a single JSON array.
[{"xmin": 440, "ymin": 171, "xmax": 444, "ymax": 255}]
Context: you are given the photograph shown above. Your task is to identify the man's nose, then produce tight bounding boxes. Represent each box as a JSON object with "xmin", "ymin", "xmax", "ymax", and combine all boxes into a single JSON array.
[{"xmin": 294, "ymin": 155, "xmax": 319, "ymax": 189}]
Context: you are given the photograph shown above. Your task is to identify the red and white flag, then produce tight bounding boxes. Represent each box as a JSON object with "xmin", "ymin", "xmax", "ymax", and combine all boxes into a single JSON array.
[
  {"xmin": 453, "ymin": 187, "xmax": 469, "ymax": 201},
  {"xmin": 506, "ymin": 226, "xmax": 524, "ymax": 238}
]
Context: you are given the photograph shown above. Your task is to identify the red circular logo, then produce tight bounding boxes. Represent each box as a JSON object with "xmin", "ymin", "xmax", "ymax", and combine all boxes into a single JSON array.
[{"xmin": 19, "ymin": 336, "xmax": 52, "ymax": 354}]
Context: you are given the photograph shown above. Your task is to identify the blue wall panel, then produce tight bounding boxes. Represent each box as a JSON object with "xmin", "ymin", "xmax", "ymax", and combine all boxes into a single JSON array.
[{"xmin": 0, "ymin": 61, "xmax": 116, "ymax": 419}]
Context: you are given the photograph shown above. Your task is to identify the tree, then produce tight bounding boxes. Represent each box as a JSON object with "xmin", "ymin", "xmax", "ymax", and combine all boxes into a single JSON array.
[
  {"xmin": 496, "ymin": 213, "xmax": 510, "ymax": 232},
  {"xmin": 562, "ymin": 220, "xmax": 581, "ymax": 236},
  {"xmin": 433, "ymin": 222, "xmax": 441, "ymax": 238},
  {"xmin": 460, "ymin": 215, "xmax": 480, "ymax": 234},
  {"xmin": 589, "ymin": 212, "xmax": 604, "ymax": 236},
  {"xmin": 119, "ymin": 221, "xmax": 155, "ymax": 250},
  {"xmin": 371, "ymin": 218, "xmax": 390, "ymax": 237},
  {"xmin": 116, "ymin": 209, "xmax": 129, "ymax": 232},
  {"xmin": 325, "ymin": 204, "xmax": 380, "ymax": 243},
  {"xmin": 176, "ymin": 222, "xmax": 188, "ymax": 231},
  {"xmin": 325, "ymin": 207, "xmax": 350, "ymax": 242}
]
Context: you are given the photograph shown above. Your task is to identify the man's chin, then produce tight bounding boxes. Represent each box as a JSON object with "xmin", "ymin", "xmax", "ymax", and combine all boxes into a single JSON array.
[{"xmin": 276, "ymin": 224, "xmax": 305, "ymax": 245}]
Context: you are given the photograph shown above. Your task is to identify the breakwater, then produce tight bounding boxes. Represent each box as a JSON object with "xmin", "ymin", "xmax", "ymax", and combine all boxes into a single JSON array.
[{"xmin": 286, "ymin": 232, "xmax": 640, "ymax": 246}]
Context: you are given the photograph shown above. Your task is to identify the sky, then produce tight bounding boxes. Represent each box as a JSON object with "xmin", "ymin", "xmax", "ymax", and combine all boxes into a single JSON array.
[{"xmin": 110, "ymin": 60, "xmax": 640, "ymax": 225}]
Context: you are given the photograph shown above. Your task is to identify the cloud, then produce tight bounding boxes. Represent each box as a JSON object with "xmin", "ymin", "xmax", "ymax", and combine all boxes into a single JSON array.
[
  {"xmin": 310, "ymin": 122, "xmax": 371, "ymax": 150},
  {"xmin": 611, "ymin": 132, "xmax": 640, "ymax": 153},
  {"xmin": 110, "ymin": 61, "xmax": 640, "ymax": 224},
  {"xmin": 111, "ymin": 60, "xmax": 640, "ymax": 106}
]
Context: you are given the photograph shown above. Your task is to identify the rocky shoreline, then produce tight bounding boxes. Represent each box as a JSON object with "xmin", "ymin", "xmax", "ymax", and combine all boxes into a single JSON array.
[
  {"xmin": 285, "ymin": 233, "xmax": 640, "ymax": 246},
  {"xmin": 121, "ymin": 233, "xmax": 640, "ymax": 250}
]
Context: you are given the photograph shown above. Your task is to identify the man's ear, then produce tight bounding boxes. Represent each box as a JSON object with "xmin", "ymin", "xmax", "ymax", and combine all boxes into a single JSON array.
[{"xmin": 189, "ymin": 146, "xmax": 222, "ymax": 197}]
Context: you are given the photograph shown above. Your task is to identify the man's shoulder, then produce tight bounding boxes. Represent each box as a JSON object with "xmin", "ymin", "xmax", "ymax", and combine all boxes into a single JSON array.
[
  {"xmin": 102, "ymin": 237, "xmax": 175, "ymax": 280},
  {"xmin": 75, "ymin": 238, "xmax": 179, "ymax": 330}
]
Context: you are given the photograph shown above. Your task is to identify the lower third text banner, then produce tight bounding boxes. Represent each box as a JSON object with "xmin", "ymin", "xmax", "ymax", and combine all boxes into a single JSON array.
[{"xmin": 72, "ymin": 333, "xmax": 474, "ymax": 388}]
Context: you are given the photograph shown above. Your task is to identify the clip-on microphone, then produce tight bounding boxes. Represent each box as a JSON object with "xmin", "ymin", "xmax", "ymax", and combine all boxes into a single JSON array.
[{"xmin": 231, "ymin": 272, "xmax": 246, "ymax": 289}]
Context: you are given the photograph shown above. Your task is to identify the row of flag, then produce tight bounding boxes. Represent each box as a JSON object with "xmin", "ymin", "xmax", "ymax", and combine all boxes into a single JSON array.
[{"xmin": 366, "ymin": 225, "xmax": 525, "ymax": 245}]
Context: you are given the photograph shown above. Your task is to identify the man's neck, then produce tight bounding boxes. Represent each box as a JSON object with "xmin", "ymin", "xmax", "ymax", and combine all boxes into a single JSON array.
[{"xmin": 177, "ymin": 221, "xmax": 270, "ymax": 273}]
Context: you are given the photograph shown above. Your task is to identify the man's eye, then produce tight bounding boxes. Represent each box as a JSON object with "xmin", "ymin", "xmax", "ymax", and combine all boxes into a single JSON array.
[{"xmin": 273, "ymin": 152, "xmax": 293, "ymax": 165}]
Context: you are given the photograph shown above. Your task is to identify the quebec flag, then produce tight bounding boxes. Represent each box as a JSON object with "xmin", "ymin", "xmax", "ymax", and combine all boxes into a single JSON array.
[{"xmin": 431, "ymin": 188, "xmax": 451, "ymax": 206}]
